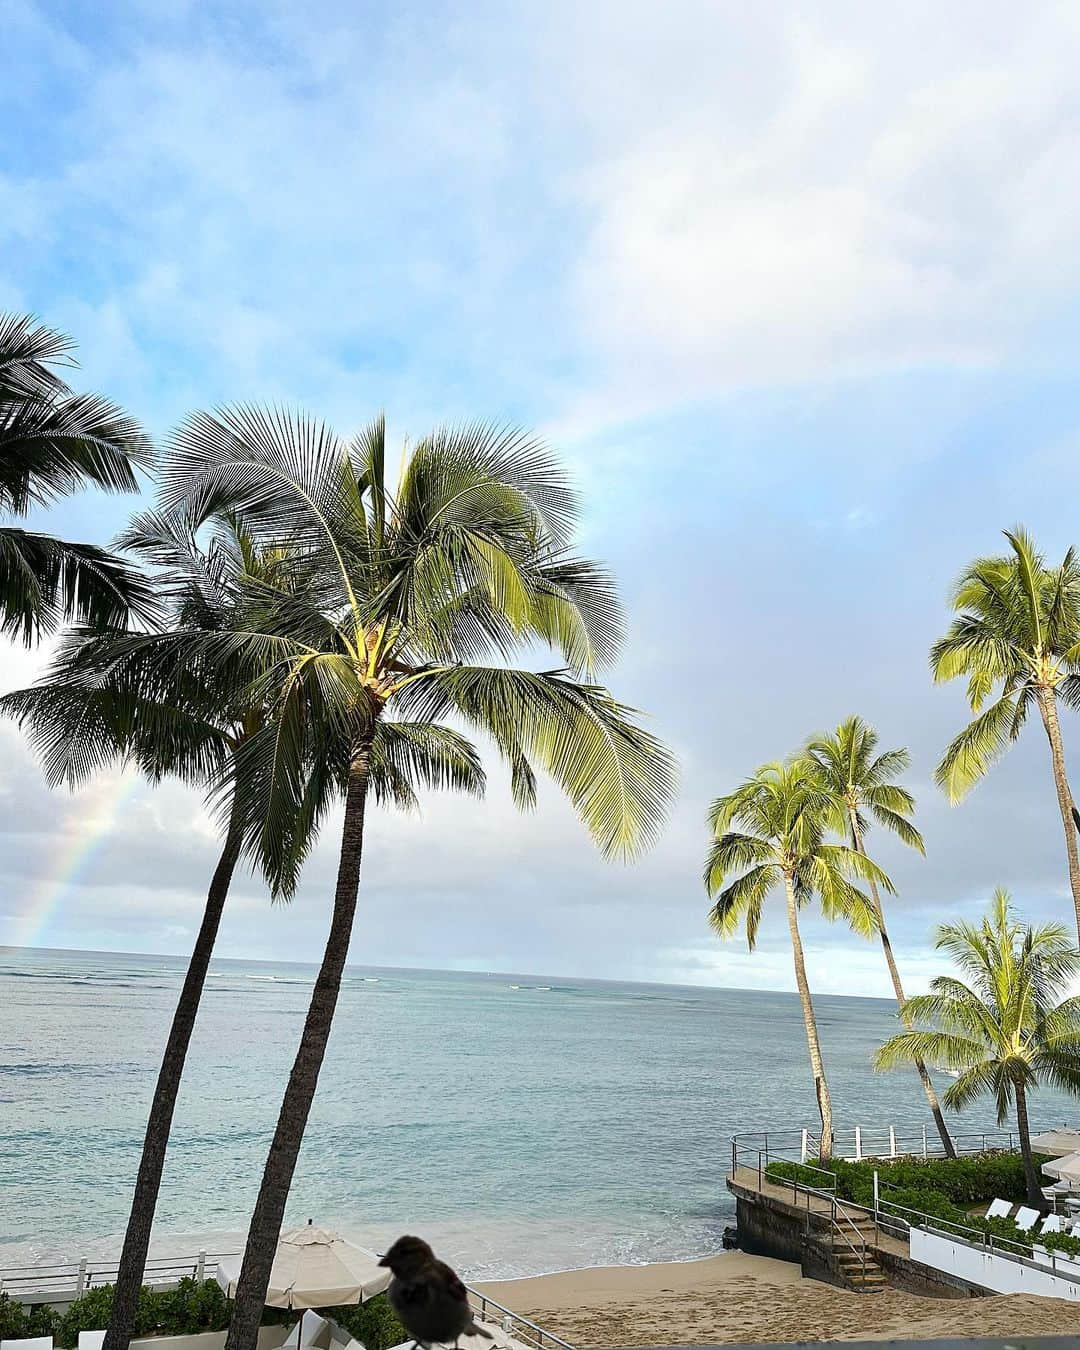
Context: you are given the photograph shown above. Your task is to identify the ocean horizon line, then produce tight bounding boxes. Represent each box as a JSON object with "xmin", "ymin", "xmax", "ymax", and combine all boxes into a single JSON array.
[{"xmin": 0, "ymin": 940, "xmax": 896, "ymax": 1004}]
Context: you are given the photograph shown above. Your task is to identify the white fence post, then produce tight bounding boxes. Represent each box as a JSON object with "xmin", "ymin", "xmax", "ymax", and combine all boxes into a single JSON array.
[
  {"xmin": 197, "ymin": 1251, "xmax": 206, "ymax": 1282},
  {"xmin": 889, "ymin": 1126, "xmax": 896, "ymax": 1158},
  {"xmin": 873, "ymin": 1169, "xmax": 880, "ymax": 1219},
  {"xmin": 922, "ymin": 1125, "xmax": 927, "ymax": 1158},
  {"xmin": 855, "ymin": 1126, "xmax": 862, "ymax": 1161},
  {"xmin": 801, "ymin": 1129, "xmax": 808, "ymax": 1163},
  {"xmin": 76, "ymin": 1259, "xmax": 87, "ymax": 1297}
]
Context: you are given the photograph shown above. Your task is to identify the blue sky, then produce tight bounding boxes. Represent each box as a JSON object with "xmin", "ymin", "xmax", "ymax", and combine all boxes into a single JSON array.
[{"xmin": 5, "ymin": 0, "xmax": 1080, "ymax": 994}]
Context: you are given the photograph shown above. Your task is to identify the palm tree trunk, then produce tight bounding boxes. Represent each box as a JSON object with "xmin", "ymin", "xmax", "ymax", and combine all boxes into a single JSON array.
[
  {"xmin": 848, "ymin": 813, "xmax": 955, "ymax": 1159},
  {"xmin": 782, "ymin": 874, "xmax": 833, "ymax": 1161},
  {"xmin": 103, "ymin": 806, "xmax": 245, "ymax": 1350},
  {"xmin": 225, "ymin": 735, "xmax": 373, "ymax": 1350},
  {"xmin": 1035, "ymin": 686, "xmax": 1080, "ymax": 940},
  {"xmin": 1014, "ymin": 1076, "xmax": 1043, "ymax": 1210}
]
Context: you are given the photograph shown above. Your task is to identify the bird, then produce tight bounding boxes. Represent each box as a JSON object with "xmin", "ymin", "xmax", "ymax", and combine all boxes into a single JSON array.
[{"xmin": 379, "ymin": 1235, "xmax": 494, "ymax": 1349}]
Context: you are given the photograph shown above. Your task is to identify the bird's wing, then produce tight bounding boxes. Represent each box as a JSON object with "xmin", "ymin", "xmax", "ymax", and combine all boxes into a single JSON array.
[{"xmin": 435, "ymin": 1261, "xmax": 470, "ymax": 1305}]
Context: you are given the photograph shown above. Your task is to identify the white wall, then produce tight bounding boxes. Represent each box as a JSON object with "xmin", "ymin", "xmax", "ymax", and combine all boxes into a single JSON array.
[
  {"xmin": 129, "ymin": 1326, "xmax": 290, "ymax": 1350},
  {"xmin": 911, "ymin": 1228, "xmax": 1080, "ymax": 1301}
]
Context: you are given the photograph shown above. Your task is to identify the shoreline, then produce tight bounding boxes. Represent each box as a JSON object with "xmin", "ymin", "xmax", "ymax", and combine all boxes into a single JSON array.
[{"xmin": 476, "ymin": 1251, "xmax": 1080, "ymax": 1345}]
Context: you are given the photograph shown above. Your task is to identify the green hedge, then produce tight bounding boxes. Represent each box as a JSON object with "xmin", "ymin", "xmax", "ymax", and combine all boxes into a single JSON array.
[
  {"xmin": 0, "ymin": 1291, "xmax": 61, "ymax": 1342},
  {"xmin": 8, "ymin": 1281, "xmax": 403, "ymax": 1350},
  {"xmin": 766, "ymin": 1151, "xmax": 1080, "ymax": 1259},
  {"xmin": 50, "ymin": 1278, "xmax": 231, "ymax": 1348}
]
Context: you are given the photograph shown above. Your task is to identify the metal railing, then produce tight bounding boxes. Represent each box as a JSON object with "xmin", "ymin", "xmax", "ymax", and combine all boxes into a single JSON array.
[
  {"xmin": 886, "ymin": 1201, "xmax": 1080, "ymax": 1285},
  {"xmin": 0, "ymin": 1251, "xmax": 240, "ymax": 1301},
  {"xmin": 733, "ymin": 1125, "xmax": 1025, "ymax": 1164},
  {"xmin": 730, "ymin": 1137, "xmax": 878, "ymax": 1283},
  {"xmin": 830, "ymin": 1196, "xmax": 873, "ymax": 1282},
  {"xmin": 730, "ymin": 1136, "xmax": 837, "ymax": 1199},
  {"xmin": 468, "ymin": 1288, "xmax": 575, "ymax": 1350}
]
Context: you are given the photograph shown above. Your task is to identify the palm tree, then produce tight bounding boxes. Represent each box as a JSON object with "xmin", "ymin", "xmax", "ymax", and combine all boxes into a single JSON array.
[
  {"xmin": 704, "ymin": 760, "xmax": 890, "ymax": 1160},
  {"xmin": 875, "ymin": 889, "xmax": 1080, "ymax": 1208},
  {"xmin": 1, "ymin": 505, "xmax": 488, "ymax": 1350},
  {"xmin": 155, "ymin": 409, "xmax": 677, "ymax": 1350},
  {"xmin": 805, "ymin": 717, "xmax": 955, "ymax": 1157},
  {"xmin": 932, "ymin": 528, "xmax": 1080, "ymax": 937},
  {"xmin": 0, "ymin": 313, "xmax": 154, "ymax": 642},
  {"xmin": 1, "ymin": 510, "xmax": 295, "ymax": 1350}
]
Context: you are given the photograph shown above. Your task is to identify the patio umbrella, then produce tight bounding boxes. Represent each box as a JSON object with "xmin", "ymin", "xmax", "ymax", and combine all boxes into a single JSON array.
[
  {"xmin": 217, "ymin": 1226, "xmax": 391, "ymax": 1309},
  {"xmin": 1031, "ymin": 1129, "xmax": 1080, "ymax": 1157},
  {"xmin": 1042, "ymin": 1150, "xmax": 1080, "ymax": 1182}
]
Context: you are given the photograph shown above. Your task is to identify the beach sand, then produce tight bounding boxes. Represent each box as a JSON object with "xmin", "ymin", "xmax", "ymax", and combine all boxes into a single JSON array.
[{"xmin": 475, "ymin": 1251, "xmax": 1080, "ymax": 1345}]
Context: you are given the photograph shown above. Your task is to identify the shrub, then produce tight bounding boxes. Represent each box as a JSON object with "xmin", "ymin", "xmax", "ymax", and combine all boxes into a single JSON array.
[
  {"xmin": 0, "ymin": 1292, "xmax": 60, "ymax": 1342},
  {"xmin": 157, "ymin": 1277, "xmax": 230, "ymax": 1336},
  {"xmin": 59, "ymin": 1286, "xmax": 121, "ymax": 1348},
  {"xmin": 765, "ymin": 1149, "xmax": 1075, "ymax": 1256},
  {"xmin": 56, "ymin": 1279, "xmax": 231, "ymax": 1347},
  {"xmin": 325, "ymin": 1295, "xmax": 406, "ymax": 1350}
]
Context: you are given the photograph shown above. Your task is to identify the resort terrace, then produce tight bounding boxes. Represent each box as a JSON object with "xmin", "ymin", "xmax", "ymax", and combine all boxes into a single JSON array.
[
  {"xmin": 0, "ymin": 1251, "xmax": 574, "ymax": 1350},
  {"xmin": 728, "ymin": 1124, "xmax": 1080, "ymax": 1301}
]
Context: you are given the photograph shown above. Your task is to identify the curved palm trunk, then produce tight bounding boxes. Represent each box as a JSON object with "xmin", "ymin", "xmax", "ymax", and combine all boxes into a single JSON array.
[
  {"xmin": 849, "ymin": 814, "xmax": 955, "ymax": 1159},
  {"xmin": 1035, "ymin": 688, "xmax": 1080, "ymax": 941},
  {"xmin": 1014, "ymin": 1077, "xmax": 1043, "ymax": 1210},
  {"xmin": 103, "ymin": 808, "xmax": 245, "ymax": 1350},
  {"xmin": 225, "ymin": 736, "xmax": 373, "ymax": 1350},
  {"xmin": 782, "ymin": 874, "xmax": 833, "ymax": 1161}
]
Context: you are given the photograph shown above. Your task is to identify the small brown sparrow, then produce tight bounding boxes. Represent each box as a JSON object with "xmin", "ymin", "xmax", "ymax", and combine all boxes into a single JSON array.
[{"xmin": 379, "ymin": 1235, "xmax": 493, "ymax": 1349}]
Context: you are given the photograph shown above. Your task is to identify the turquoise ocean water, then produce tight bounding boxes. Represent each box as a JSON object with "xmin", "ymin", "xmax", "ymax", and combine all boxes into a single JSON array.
[{"xmin": 2, "ymin": 946, "xmax": 1076, "ymax": 1279}]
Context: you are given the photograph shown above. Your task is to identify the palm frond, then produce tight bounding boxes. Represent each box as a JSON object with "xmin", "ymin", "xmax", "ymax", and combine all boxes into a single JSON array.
[
  {"xmin": 0, "ymin": 528, "xmax": 159, "ymax": 644},
  {"xmin": 394, "ymin": 665, "xmax": 676, "ymax": 860},
  {"xmin": 934, "ymin": 692, "xmax": 1018, "ymax": 803}
]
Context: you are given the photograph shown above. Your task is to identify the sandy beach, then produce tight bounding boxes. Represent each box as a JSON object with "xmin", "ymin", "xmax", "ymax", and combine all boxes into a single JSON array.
[{"xmin": 476, "ymin": 1251, "xmax": 1080, "ymax": 1345}]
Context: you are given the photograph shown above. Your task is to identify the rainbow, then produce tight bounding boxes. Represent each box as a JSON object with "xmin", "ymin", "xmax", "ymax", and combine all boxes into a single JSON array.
[{"xmin": 7, "ymin": 770, "xmax": 141, "ymax": 949}]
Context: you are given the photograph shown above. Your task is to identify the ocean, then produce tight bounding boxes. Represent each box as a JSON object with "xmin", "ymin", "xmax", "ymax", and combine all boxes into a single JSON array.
[{"xmin": 2, "ymin": 945, "xmax": 1074, "ymax": 1280}]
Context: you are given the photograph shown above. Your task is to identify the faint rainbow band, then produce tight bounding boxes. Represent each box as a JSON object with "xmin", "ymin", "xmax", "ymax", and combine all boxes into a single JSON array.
[{"xmin": 6, "ymin": 773, "xmax": 140, "ymax": 948}]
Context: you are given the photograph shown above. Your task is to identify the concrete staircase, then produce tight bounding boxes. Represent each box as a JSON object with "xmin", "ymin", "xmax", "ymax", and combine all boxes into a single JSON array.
[{"xmin": 831, "ymin": 1216, "xmax": 887, "ymax": 1292}]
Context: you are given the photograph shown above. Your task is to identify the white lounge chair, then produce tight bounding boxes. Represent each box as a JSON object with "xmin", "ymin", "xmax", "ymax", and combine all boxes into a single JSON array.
[
  {"xmin": 985, "ymin": 1198, "xmax": 1013, "ymax": 1219},
  {"xmin": 1, "ymin": 1339, "xmax": 55, "ymax": 1350},
  {"xmin": 282, "ymin": 1313, "xmax": 330, "ymax": 1350},
  {"xmin": 1014, "ymin": 1205, "xmax": 1042, "ymax": 1231},
  {"xmin": 1042, "ymin": 1214, "xmax": 1065, "ymax": 1234}
]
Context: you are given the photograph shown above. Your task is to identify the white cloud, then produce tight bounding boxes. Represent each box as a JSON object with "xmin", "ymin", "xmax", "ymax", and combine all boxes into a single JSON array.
[{"xmin": 558, "ymin": 3, "xmax": 1080, "ymax": 413}]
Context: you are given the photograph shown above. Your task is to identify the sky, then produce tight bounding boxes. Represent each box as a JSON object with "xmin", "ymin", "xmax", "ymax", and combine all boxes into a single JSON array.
[{"xmin": 5, "ymin": 0, "xmax": 1080, "ymax": 995}]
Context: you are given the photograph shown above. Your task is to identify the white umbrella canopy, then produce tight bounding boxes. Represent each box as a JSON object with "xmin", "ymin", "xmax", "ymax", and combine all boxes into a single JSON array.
[
  {"xmin": 1042, "ymin": 1150, "xmax": 1080, "ymax": 1181},
  {"xmin": 217, "ymin": 1227, "xmax": 391, "ymax": 1309},
  {"xmin": 1031, "ymin": 1128, "xmax": 1080, "ymax": 1157}
]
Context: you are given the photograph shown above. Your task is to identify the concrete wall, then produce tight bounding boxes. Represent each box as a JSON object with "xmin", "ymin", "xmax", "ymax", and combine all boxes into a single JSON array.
[
  {"xmin": 734, "ymin": 1196, "xmax": 806, "ymax": 1265},
  {"xmin": 910, "ymin": 1229, "xmax": 1080, "ymax": 1302},
  {"xmin": 129, "ymin": 1326, "xmax": 290, "ymax": 1350}
]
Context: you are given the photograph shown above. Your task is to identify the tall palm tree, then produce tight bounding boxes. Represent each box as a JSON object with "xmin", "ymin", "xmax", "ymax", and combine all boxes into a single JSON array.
[
  {"xmin": 2, "ymin": 510, "xmax": 295, "ymax": 1350},
  {"xmin": 1, "ymin": 506, "xmax": 487, "ymax": 1350},
  {"xmin": 875, "ymin": 889, "xmax": 1080, "ymax": 1207},
  {"xmin": 932, "ymin": 528, "xmax": 1080, "ymax": 937},
  {"xmin": 0, "ymin": 313, "xmax": 154, "ymax": 642},
  {"xmin": 805, "ymin": 717, "xmax": 955, "ymax": 1157},
  {"xmin": 704, "ymin": 760, "xmax": 890, "ymax": 1160},
  {"xmin": 156, "ymin": 409, "xmax": 677, "ymax": 1350}
]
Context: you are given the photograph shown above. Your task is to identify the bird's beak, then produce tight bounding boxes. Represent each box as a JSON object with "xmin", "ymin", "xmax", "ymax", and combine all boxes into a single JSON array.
[{"xmin": 377, "ymin": 1255, "xmax": 389, "ymax": 1267}]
